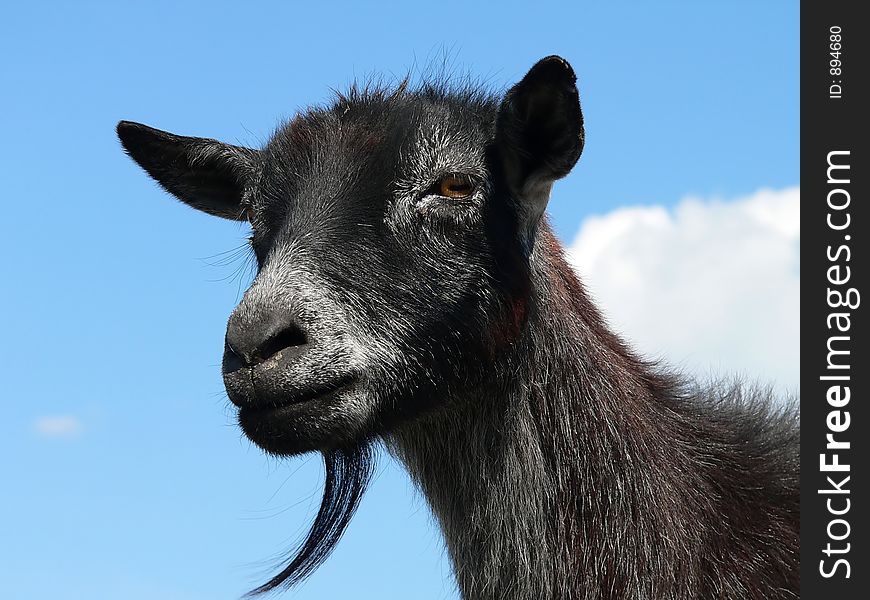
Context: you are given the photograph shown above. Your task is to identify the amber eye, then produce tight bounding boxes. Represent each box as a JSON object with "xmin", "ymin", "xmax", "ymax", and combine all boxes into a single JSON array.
[
  {"xmin": 243, "ymin": 206, "xmax": 255, "ymax": 223},
  {"xmin": 437, "ymin": 174, "xmax": 475, "ymax": 199}
]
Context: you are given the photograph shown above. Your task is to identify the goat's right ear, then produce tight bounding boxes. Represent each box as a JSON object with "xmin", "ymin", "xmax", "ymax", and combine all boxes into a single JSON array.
[{"xmin": 117, "ymin": 121, "xmax": 258, "ymax": 221}]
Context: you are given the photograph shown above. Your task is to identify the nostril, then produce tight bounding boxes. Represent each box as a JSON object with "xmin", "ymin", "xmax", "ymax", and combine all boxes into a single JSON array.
[
  {"xmin": 253, "ymin": 323, "xmax": 308, "ymax": 363},
  {"xmin": 223, "ymin": 341, "xmax": 246, "ymax": 373},
  {"xmin": 224, "ymin": 308, "xmax": 310, "ymax": 369}
]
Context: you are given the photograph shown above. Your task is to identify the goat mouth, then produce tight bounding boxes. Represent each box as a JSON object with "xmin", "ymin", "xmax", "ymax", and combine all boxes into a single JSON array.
[
  {"xmin": 236, "ymin": 375, "xmax": 356, "ymax": 415},
  {"xmin": 235, "ymin": 376, "xmax": 358, "ymax": 455}
]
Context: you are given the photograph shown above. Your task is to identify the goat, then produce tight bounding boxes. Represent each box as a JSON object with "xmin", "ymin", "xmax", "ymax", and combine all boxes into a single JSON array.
[{"xmin": 117, "ymin": 56, "xmax": 799, "ymax": 599}]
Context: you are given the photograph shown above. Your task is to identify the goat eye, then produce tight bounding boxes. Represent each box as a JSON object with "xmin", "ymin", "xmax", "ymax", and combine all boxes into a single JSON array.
[
  {"xmin": 437, "ymin": 174, "xmax": 475, "ymax": 199},
  {"xmin": 243, "ymin": 206, "xmax": 255, "ymax": 223}
]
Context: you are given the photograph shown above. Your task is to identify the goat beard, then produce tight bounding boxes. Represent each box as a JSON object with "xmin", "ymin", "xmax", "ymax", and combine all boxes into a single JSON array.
[{"xmin": 247, "ymin": 443, "xmax": 377, "ymax": 595}]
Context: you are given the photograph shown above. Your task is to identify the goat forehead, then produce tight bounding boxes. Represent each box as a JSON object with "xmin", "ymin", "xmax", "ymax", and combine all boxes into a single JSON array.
[{"xmin": 264, "ymin": 97, "xmax": 492, "ymax": 168}]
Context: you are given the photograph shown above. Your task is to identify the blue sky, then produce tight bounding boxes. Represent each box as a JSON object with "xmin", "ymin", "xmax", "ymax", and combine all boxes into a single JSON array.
[{"xmin": 0, "ymin": 2, "xmax": 798, "ymax": 599}]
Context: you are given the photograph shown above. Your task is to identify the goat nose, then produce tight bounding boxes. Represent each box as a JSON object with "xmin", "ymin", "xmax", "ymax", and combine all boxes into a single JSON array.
[{"xmin": 223, "ymin": 307, "xmax": 309, "ymax": 371}]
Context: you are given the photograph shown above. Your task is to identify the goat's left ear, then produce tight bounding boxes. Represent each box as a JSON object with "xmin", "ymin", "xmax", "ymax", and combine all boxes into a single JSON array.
[{"xmin": 496, "ymin": 56, "xmax": 584, "ymax": 233}]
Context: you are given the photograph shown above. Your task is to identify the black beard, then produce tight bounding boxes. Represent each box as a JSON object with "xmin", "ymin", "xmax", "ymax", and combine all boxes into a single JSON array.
[{"xmin": 248, "ymin": 443, "xmax": 376, "ymax": 595}]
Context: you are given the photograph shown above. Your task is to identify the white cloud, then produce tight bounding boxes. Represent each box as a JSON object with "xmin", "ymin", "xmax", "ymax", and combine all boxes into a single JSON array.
[
  {"xmin": 567, "ymin": 187, "xmax": 799, "ymax": 393},
  {"xmin": 33, "ymin": 415, "xmax": 84, "ymax": 439}
]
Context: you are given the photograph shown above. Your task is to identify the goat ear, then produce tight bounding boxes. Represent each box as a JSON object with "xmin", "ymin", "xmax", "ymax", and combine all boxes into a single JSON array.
[
  {"xmin": 496, "ymin": 56, "xmax": 584, "ymax": 231},
  {"xmin": 117, "ymin": 121, "xmax": 258, "ymax": 220}
]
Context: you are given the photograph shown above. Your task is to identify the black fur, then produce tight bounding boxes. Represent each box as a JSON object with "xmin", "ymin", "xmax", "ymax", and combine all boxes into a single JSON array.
[
  {"xmin": 247, "ymin": 445, "xmax": 375, "ymax": 595},
  {"xmin": 118, "ymin": 56, "xmax": 799, "ymax": 599}
]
